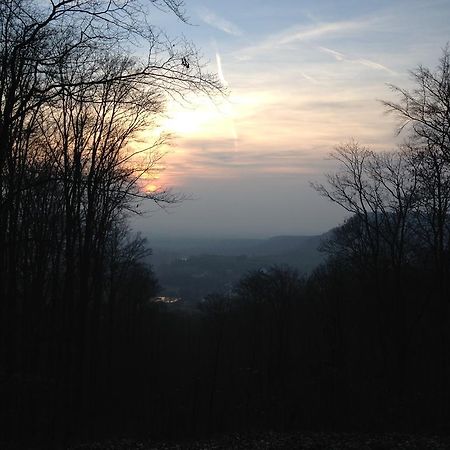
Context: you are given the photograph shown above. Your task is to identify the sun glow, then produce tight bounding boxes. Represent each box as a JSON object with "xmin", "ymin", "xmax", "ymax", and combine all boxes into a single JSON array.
[
  {"xmin": 144, "ymin": 183, "xmax": 159, "ymax": 193},
  {"xmin": 137, "ymin": 168, "xmax": 163, "ymax": 194},
  {"xmin": 162, "ymin": 97, "xmax": 237, "ymax": 139},
  {"xmin": 138, "ymin": 84, "xmax": 341, "ymax": 187}
]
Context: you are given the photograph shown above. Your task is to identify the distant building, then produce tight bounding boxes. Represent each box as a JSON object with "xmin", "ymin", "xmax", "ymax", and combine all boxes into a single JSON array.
[{"xmin": 151, "ymin": 296, "xmax": 180, "ymax": 304}]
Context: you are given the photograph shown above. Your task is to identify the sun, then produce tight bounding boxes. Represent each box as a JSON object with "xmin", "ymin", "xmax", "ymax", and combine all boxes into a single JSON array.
[
  {"xmin": 145, "ymin": 183, "xmax": 159, "ymax": 193},
  {"xmin": 162, "ymin": 97, "xmax": 237, "ymax": 139}
]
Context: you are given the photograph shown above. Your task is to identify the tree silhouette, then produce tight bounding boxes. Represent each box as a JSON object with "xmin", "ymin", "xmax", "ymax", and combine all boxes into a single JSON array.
[{"xmin": 0, "ymin": 0, "xmax": 222, "ymax": 444}]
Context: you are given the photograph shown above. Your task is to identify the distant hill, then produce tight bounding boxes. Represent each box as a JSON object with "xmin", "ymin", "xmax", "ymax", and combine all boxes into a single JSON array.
[
  {"xmin": 149, "ymin": 233, "xmax": 327, "ymax": 259},
  {"xmin": 247, "ymin": 235, "xmax": 313, "ymax": 255},
  {"xmin": 145, "ymin": 233, "xmax": 329, "ymax": 305}
]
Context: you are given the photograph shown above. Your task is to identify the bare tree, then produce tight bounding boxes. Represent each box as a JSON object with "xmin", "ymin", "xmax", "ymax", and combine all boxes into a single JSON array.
[
  {"xmin": 380, "ymin": 47, "xmax": 450, "ymax": 295},
  {"xmin": 0, "ymin": 0, "xmax": 223, "ymax": 441},
  {"xmin": 312, "ymin": 142, "xmax": 418, "ymax": 272},
  {"xmin": 382, "ymin": 45, "xmax": 450, "ymax": 162}
]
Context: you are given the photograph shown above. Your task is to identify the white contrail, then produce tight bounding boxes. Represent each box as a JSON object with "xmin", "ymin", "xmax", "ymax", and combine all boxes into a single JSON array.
[
  {"xmin": 216, "ymin": 52, "xmax": 228, "ymax": 86},
  {"xmin": 215, "ymin": 52, "xmax": 238, "ymax": 146}
]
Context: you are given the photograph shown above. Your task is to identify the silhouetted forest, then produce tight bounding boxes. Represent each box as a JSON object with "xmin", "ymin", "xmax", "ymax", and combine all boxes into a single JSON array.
[
  {"xmin": 0, "ymin": 0, "xmax": 220, "ymax": 447},
  {"xmin": 2, "ymin": 0, "xmax": 450, "ymax": 448}
]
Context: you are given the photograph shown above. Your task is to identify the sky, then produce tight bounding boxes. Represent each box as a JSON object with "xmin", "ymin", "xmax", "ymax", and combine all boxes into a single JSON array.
[{"xmin": 132, "ymin": 0, "xmax": 450, "ymax": 239}]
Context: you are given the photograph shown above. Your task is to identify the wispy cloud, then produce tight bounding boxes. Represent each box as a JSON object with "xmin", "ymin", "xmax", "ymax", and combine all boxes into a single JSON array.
[
  {"xmin": 165, "ymin": 130, "xmax": 393, "ymax": 182},
  {"xmin": 198, "ymin": 8, "xmax": 242, "ymax": 36},
  {"xmin": 299, "ymin": 72, "xmax": 319, "ymax": 84},
  {"xmin": 357, "ymin": 58, "xmax": 395, "ymax": 73},
  {"xmin": 319, "ymin": 46, "xmax": 397, "ymax": 75},
  {"xmin": 318, "ymin": 46, "xmax": 345, "ymax": 61},
  {"xmin": 237, "ymin": 18, "xmax": 373, "ymax": 59},
  {"xmin": 278, "ymin": 20, "xmax": 370, "ymax": 45},
  {"xmin": 164, "ymin": 140, "xmax": 323, "ymax": 180}
]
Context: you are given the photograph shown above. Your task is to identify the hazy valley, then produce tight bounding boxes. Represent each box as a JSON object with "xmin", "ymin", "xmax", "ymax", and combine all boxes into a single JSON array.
[{"xmin": 148, "ymin": 234, "xmax": 326, "ymax": 305}]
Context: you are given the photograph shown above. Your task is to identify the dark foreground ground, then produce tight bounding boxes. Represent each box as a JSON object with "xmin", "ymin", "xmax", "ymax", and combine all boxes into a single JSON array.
[{"xmin": 64, "ymin": 432, "xmax": 450, "ymax": 450}]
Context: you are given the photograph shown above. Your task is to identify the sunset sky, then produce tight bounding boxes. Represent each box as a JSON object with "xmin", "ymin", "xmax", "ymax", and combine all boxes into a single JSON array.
[{"xmin": 134, "ymin": 0, "xmax": 450, "ymax": 239}]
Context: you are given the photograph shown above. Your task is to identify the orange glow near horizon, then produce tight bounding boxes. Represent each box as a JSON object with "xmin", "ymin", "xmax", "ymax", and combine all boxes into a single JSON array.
[
  {"xmin": 144, "ymin": 183, "xmax": 159, "ymax": 193},
  {"xmin": 135, "ymin": 60, "xmax": 401, "ymax": 192}
]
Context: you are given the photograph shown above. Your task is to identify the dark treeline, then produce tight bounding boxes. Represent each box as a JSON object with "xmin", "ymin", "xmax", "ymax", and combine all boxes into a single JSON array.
[
  {"xmin": 0, "ymin": 0, "xmax": 220, "ymax": 446},
  {"xmin": 115, "ymin": 48, "xmax": 450, "ymax": 440}
]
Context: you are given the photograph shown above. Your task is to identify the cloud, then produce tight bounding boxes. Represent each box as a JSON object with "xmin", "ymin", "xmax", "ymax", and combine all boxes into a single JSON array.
[
  {"xmin": 356, "ymin": 58, "xmax": 395, "ymax": 73},
  {"xmin": 198, "ymin": 8, "xmax": 242, "ymax": 36},
  {"xmin": 237, "ymin": 18, "xmax": 373, "ymax": 59},
  {"xmin": 299, "ymin": 72, "xmax": 319, "ymax": 84},
  {"xmin": 278, "ymin": 20, "xmax": 370, "ymax": 45},
  {"xmin": 318, "ymin": 46, "xmax": 397, "ymax": 75},
  {"xmin": 318, "ymin": 46, "xmax": 345, "ymax": 61},
  {"xmin": 163, "ymin": 137, "xmax": 331, "ymax": 180}
]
